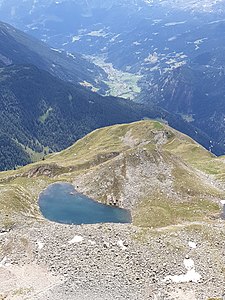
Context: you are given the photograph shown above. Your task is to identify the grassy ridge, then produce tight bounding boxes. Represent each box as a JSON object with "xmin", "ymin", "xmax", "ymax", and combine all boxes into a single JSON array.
[{"xmin": 0, "ymin": 120, "xmax": 225, "ymax": 228}]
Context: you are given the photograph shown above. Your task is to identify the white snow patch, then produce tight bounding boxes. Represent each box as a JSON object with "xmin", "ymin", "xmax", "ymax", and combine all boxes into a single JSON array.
[
  {"xmin": 67, "ymin": 52, "xmax": 76, "ymax": 60},
  {"xmin": 72, "ymin": 36, "xmax": 80, "ymax": 43},
  {"xmin": 164, "ymin": 258, "xmax": 201, "ymax": 283},
  {"xmin": 184, "ymin": 258, "xmax": 195, "ymax": 270},
  {"xmin": 117, "ymin": 240, "xmax": 127, "ymax": 251},
  {"xmin": 51, "ymin": 48, "xmax": 62, "ymax": 53},
  {"xmin": 188, "ymin": 241, "xmax": 197, "ymax": 249},
  {"xmin": 165, "ymin": 21, "xmax": 187, "ymax": 26},
  {"xmin": 37, "ymin": 241, "xmax": 44, "ymax": 250},
  {"xmin": 68, "ymin": 236, "xmax": 84, "ymax": 244},
  {"xmin": 0, "ymin": 257, "xmax": 10, "ymax": 267},
  {"xmin": 88, "ymin": 240, "xmax": 96, "ymax": 245}
]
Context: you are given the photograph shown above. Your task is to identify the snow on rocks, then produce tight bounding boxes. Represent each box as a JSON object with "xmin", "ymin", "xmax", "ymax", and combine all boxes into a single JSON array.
[
  {"xmin": 117, "ymin": 240, "xmax": 127, "ymax": 251},
  {"xmin": 37, "ymin": 241, "xmax": 44, "ymax": 250},
  {"xmin": 188, "ymin": 241, "xmax": 197, "ymax": 249},
  {"xmin": 88, "ymin": 240, "xmax": 96, "ymax": 245},
  {"xmin": 68, "ymin": 235, "xmax": 84, "ymax": 244},
  {"xmin": 164, "ymin": 256, "xmax": 201, "ymax": 283},
  {"xmin": 0, "ymin": 256, "xmax": 11, "ymax": 267}
]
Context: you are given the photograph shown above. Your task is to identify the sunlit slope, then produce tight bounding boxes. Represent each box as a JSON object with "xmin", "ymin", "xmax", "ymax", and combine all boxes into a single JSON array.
[{"xmin": 1, "ymin": 120, "xmax": 225, "ymax": 228}]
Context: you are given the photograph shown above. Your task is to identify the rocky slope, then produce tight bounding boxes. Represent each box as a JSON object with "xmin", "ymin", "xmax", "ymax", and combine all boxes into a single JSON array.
[{"xmin": 0, "ymin": 221, "xmax": 224, "ymax": 300}]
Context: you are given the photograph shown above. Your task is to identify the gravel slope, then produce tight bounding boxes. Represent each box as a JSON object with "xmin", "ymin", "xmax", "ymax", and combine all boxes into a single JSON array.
[{"xmin": 0, "ymin": 220, "xmax": 224, "ymax": 300}]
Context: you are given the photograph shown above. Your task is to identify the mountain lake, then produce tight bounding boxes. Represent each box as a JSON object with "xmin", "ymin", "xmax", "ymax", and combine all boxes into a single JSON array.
[{"xmin": 39, "ymin": 183, "xmax": 131, "ymax": 225}]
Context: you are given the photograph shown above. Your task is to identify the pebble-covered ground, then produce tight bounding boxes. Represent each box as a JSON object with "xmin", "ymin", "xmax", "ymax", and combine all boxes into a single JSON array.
[{"xmin": 0, "ymin": 220, "xmax": 225, "ymax": 300}]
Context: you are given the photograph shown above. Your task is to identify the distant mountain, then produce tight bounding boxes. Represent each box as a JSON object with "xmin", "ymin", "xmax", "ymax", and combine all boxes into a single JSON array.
[
  {"xmin": 146, "ymin": 49, "xmax": 225, "ymax": 155},
  {"xmin": 0, "ymin": 0, "xmax": 224, "ymax": 74},
  {"xmin": 0, "ymin": 21, "xmax": 108, "ymax": 93},
  {"xmin": 1, "ymin": 0, "xmax": 225, "ymax": 156}
]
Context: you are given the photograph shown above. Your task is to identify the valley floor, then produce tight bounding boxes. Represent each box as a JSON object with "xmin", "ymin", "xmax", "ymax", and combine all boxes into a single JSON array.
[{"xmin": 0, "ymin": 219, "xmax": 224, "ymax": 300}]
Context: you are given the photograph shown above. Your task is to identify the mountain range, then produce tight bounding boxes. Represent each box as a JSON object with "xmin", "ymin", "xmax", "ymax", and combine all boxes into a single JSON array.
[
  {"xmin": 0, "ymin": 20, "xmax": 217, "ymax": 171},
  {"xmin": 0, "ymin": 4, "xmax": 225, "ymax": 298},
  {"xmin": 0, "ymin": 21, "xmax": 107, "ymax": 92},
  {"xmin": 1, "ymin": 0, "xmax": 225, "ymax": 155}
]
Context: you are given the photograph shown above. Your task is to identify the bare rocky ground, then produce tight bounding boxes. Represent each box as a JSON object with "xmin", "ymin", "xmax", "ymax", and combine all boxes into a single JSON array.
[{"xmin": 0, "ymin": 219, "xmax": 225, "ymax": 300}]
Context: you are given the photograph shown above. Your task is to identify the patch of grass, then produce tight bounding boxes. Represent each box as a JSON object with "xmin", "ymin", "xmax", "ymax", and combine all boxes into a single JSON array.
[
  {"xmin": 79, "ymin": 81, "xmax": 99, "ymax": 93},
  {"xmin": 0, "ymin": 176, "xmax": 53, "ymax": 216},
  {"xmin": 163, "ymin": 135, "xmax": 225, "ymax": 179},
  {"xmin": 172, "ymin": 163, "xmax": 224, "ymax": 198},
  {"xmin": 38, "ymin": 107, "xmax": 53, "ymax": 124},
  {"xmin": 134, "ymin": 191, "xmax": 219, "ymax": 228},
  {"xmin": 12, "ymin": 288, "xmax": 32, "ymax": 296},
  {"xmin": 1, "ymin": 217, "xmax": 15, "ymax": 231}
]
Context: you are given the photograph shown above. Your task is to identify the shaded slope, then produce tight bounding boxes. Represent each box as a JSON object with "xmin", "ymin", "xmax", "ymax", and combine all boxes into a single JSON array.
[
  {"xmin": 147, "ymin": 50, "xmax": 225, "ymax": 155},
  {"xmin": 0, "ymin": 64, "xmax": 148, "ymax": 169},
  {"xmin": 0, "ymin": 21, "xmax": 107, "ymax": 92}
]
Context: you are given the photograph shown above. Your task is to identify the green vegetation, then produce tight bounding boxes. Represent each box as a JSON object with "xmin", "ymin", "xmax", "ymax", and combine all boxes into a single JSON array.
[
  {"xmin": 91, "ymin": 56, "xmax": 142, "ymax": 100},
  {"xmin": 0, "ymin": 134, "xmax": 31, "ymax": 170},
  {"xmin": 134, "ymin": 192, "xmax": 219, "ymax": 228},
  {"xmin": 38, "ymin": 107, "xmax": 53, "ymax": 124}
]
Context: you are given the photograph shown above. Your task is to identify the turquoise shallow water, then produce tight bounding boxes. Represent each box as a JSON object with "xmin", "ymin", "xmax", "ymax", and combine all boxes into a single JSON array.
[{"xmin": 39, "ymin": 183, "xmax": 132, "ymax": 225}]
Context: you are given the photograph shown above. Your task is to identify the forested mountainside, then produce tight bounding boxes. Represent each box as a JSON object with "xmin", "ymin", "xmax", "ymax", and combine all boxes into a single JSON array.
[
  {"xmin": 0, "ymin": 63, "xmax": 145, "ymax": 170},
  {"xmin": 0, "ymin": 63, "xmax": 214, "ymax": 171}
]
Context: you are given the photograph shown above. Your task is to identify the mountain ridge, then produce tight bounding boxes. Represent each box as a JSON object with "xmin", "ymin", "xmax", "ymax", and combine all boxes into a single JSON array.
[{"xmin": 1, "ymin": 120, "xmax": 224, "ymax": 228}]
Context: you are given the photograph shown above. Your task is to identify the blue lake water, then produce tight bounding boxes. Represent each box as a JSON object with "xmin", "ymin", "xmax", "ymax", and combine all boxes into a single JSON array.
[{"xmin": 39, "ymin": 183, "xmax": 132, "ymax": 225}]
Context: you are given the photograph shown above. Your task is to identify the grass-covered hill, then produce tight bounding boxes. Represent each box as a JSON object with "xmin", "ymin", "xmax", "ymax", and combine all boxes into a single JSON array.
[{"xmin": 1, "ymin": 120, "xmax": 225, "ymax": 229}]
